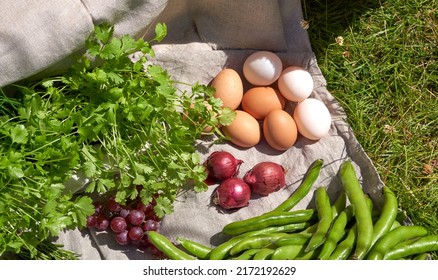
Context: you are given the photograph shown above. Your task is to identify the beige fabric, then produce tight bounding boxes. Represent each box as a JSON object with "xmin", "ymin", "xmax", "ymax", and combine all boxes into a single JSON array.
[
  {"xmin": 0, "ymin": 0, "xmax": 92, "ymax": 86},
  {"xmin": 0, "ymin": 0, "xmax": 167, "ymax": 86},
  {"xmin": 191, "ymin": 0, "xmax": 287, "ymax": 51}
]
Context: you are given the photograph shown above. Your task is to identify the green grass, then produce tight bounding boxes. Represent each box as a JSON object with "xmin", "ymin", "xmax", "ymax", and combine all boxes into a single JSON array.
[{"xmin": 303, "ymin": 0, "xmax": 437, "ymax": 258}]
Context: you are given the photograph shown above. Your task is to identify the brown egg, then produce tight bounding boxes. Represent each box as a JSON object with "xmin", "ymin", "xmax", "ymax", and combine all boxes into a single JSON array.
[
  {"xmin": 221, "ymin": 110, "xmax": 261, "ymax": 148},
  {"xmin": 241, "ymin": 87, "xmax": 286, "ymax": 120},
  {"xmin": 211, "ymin": 68, "xmax": 244, "ymax": 110},
  {"xmin": 263, "ymin": 109, "xmax": 298, "ymax": 151}
]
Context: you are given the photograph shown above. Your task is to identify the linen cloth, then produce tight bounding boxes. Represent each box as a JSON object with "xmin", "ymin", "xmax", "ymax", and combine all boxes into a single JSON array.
[{"xmin": 0, "ymin": 0, "xmax": 385, "ymax": 259}]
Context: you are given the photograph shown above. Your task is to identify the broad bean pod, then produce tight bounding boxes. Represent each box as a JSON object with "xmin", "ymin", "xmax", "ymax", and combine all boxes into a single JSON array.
[
  {"xmin": 271, "ymin": 243, "xmax": 320, "ymax": 260},
  {"xmin": 331, "ymin": 190, "xmax": 347, "ymax": 219},
  {"xmin": 177, "ymin": 237, "xmax": 212, "ymax": 259},
  {"xmin": 209, "ymin": 222, "xmax": 311, "ymax": 260},
  {"xmin": 299, "ymin": 222, "xmax": 319, "ymax": 234},
  {"xmin": 271, "ymin": 244, "xmax": 307, "ymax": 260},
  {"xmin": 222, "ymin": 209, "xmax": 317, "ymax": 236},
  {"xmin": 318, "ymin": 204, "xmax": 354, "ymax": 259},
  {"xmin": 229, "ymin": 233, "xmax": 287, "ymax": 256},
  {"xmin": 328, "ymin": 197, "xmax": 373, "ymax": 260},
  {"xmin": 366, "ymin": 225, "xmax": 429, "ymax": 260},
  {"xmin": 370, "ymin": 186, "xmax": 398, "ymax": 248},
  {"xmin": 147, "ymin": 231, "xmax": 196, "ymax": 260},
  {"xmin": 253, "ymin": 248, "xmax": 275, "ymax": 260},
  {"xmin": 328, "ymin": 224, "xmax": 357, "ymax": 260},
  {"xmin": 305, "ymin": 187, "xmax": 333, "ymax": 252},
  {"xmin": 209, "ymin": 235, "xmax": 246, "ymax": 260},
  {"xmin": 250, "ymin": 221, "xmax": 314, "ymax": 235},
  {"xmin": 383, "ymin": 235, "xmax": 438, "ymax": 260},
  {"xmin": 233, "ymin": 248, "xmax": 261, "ymax": 260},
  {"xmin": 272, "ymin": 159, "xmax": 323, "ymax": 212},
  {"xmin": 340, "ymin": 160, "xmax": 374, "ymax": 260},
  {"xmin": 274, "ymin": 233, "xmax": 313, "ymax": 246}
]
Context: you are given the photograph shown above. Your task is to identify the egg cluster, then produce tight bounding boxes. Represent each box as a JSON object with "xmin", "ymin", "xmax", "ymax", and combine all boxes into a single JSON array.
[{"xmin": 211, "ymin": 51, "xmax": 332, "ymax": 150}]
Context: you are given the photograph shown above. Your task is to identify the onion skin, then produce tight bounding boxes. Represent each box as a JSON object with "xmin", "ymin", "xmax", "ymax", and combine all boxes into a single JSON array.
[
  {"xmin": 205, "ymin": 151, "xmax": 243, "ymax": 181},
  {"xmin": 243, "ymin": 162, "xmax": 286, "ymax": 196},
  {"xmin": 214, "ymin": 177, "xmax": 251, "ymax": 210}
]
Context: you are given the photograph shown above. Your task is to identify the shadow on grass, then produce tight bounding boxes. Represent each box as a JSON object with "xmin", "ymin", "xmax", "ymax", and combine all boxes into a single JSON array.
[{"xmin": 303, "ymin": 0, "xmax": 382, "ymax": 56}]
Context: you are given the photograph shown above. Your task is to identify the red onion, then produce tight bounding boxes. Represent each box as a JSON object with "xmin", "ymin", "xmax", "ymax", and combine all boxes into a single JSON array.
[
  {"xmin": 213, "ymin": 177, "xmax": 251, "ymax": 210},
  {"xmin": 243, "ymin": 162, "xmax": 286, "ymax": 196},
  {"xmin": 205, "ymin": 151, "xmax": 243, "ymax": 181}
]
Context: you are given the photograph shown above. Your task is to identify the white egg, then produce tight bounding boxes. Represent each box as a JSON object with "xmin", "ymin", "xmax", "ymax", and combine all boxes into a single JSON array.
[
  {"xmin": 293, "ymin": 98, "xmax": 332, "ymax": 140},
  {"xmin": 243, "ymin": 51, "xmax": 283, "ymax": 86},
  {"xmin": 278, "ymin": 66, "xmax": 314, "ymax": 102}
]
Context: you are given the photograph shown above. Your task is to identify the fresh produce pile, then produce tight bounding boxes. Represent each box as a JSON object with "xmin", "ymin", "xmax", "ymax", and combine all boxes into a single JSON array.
[
  {"xmin": 147, "ymin": 159, "xmax": 438, "ymax": 260},
  {"xmin": 0, "ymin": 24, "xmax": 234, "ymax": 259}
]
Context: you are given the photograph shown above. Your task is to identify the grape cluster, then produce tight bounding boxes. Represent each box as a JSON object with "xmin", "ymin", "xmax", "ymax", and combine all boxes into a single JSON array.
[{"xmin": 86, "ymin": 195, "xmax": 165, "ymax": 258}]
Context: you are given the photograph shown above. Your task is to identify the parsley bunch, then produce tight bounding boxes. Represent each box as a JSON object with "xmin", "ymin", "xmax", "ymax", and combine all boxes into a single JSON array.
[{"xmin": 0, "ymin": 23, "xmax": 234, "ymax": 258}]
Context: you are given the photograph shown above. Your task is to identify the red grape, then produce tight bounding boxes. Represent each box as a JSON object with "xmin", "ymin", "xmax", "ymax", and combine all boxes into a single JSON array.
[
  {"xmin": 110, "ymin": 216, "xmax": 128, "ymax": 233},
  {"xmin": 136, "ymin": 201, "xmax": 153, "ymax": 214},
  {"xmin": 128, "ymin": 226, "xmax": 144, "ymax": 241},
  {"xmin": 143, "ymin": 219, "xmax": 159, "ymax": 231},
  {"xmin": 127, "ymin": 209, "xmax": 145, "ymax": 226},
  {"xmin": 119, "ymin": 207, "xmax": 131, "ymax": 219},
  {"xmin": 115, "ymin": 230, "xmax": 130, "ymax": 246},
  {"xmin": 86, "ymin": 215, "xmax": 97, "ymax": 228},
  {"xmin": 95, "ymin": 215, "xmax": 110, "ymax": 231}
]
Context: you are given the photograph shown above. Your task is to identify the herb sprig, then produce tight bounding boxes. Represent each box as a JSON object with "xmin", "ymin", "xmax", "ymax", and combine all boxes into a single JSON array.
[{"xmin": 0, "ymin": 23, "xmax": 234, "ymax": 258}]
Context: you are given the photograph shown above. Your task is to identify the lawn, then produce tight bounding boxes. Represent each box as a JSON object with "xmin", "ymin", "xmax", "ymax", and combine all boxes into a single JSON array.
[{"xmin": 303, "ymin": 0, "xmax": 437, "ymax": 258}]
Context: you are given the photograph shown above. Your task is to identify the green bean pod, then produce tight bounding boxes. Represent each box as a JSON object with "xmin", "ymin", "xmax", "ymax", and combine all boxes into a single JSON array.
[
  {"xmin": 299, "ymin": 222, "xmax": 319, "ymax": 234},
  {"xmin": 247, "ymin": 221, "xmax": 313, "ymax": 235},
  {"xmin": 271, "ymin": 243, "xmax": 320, "ymax": 260},
  {"xmin": 305, "ymin": 187, "xmax": 333, "ymax": 252},
  {"xmin": 222, "ymin": 209, "xmax": 317, "ymax": 236},
  {"xmin": 328, "ymin": 224, "xmax": 357, "ymax": 260},
  {"xmin": 233, "ymin": 248, "xmax": 261, "ymax": 260},
  {"xmin": 253, "ymin": 248, "xmax": 275, "ymax": 260},
  {"xmin": 147, "ymin": 231, "xmax": 196, "ymax": 260},
  {"xmin": 383, "ymin": 235, "xmax": 438, "ymax": 260},
  {"xmin": 391, "ymin": 220, "xmax": 401, "ymax": 230},
  {"xmin": 318, "ymin": 204, "xmax": 354, "ymax": 259},
  {"xmin": 370, "ymin": 186, "xmax": 398, "ymax": 248},
  {"xmin": 229, "ymin": 233, "xmax": 287, "ymax": 256},
  {"xmin": 339, "ymin": 160, "xmax": 374, "ymax": 260},
  {"xmin": 295, "ymin": 248, "xmax": 321, "ymax": 260},
  {"xmin": 177, "ymin": 237, "xmax": 212, "ymax": 259},
  {"xmin": 366, "ymin": 225, "xmax": 429, "ymax": 260},
  {"xmin": 274, "ymin": 233, "xmax": 312, "ymax": 246},
  {"xmin": 271, "ymin": 244, "xmax": 307, "ymax": 260},
  {"xmin": 328, "ymin": 192, "xmax": 373, "ymax": 260},
  {"xmin": 331, "ymin": 190, "xmax": 347, "ymax": 219},
  {"xmin": 209, "ymin": 221, "xmax": 311, "ymax": 260},
  {"xmin": 272, "ymin": 159, "xmax": 323, "ymax": 212}
]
